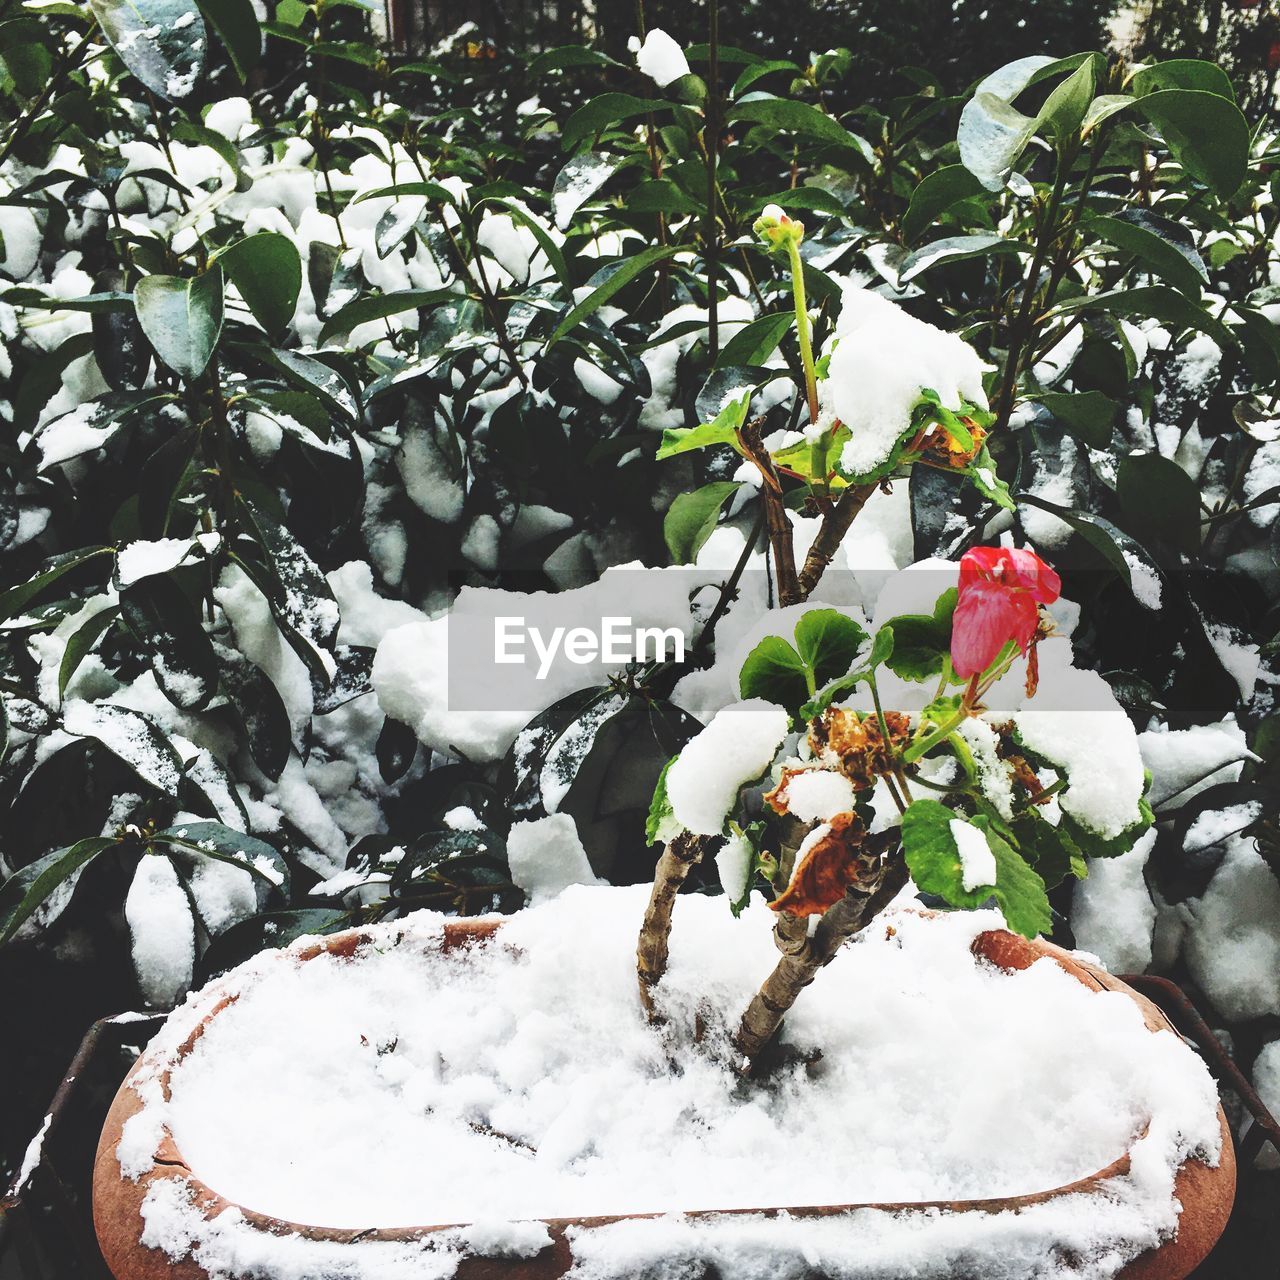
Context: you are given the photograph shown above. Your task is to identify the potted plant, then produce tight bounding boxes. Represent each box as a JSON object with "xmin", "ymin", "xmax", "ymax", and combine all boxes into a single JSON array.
[{"xmin": 91, "ymin": 561, "xmax": 1238, "ymax": 1277}]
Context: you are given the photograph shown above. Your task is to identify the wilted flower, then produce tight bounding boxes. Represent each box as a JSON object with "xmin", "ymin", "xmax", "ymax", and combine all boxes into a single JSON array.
[{"xmin": 950, "ymin": 546, "xmax": 1061, "ymax": 682}]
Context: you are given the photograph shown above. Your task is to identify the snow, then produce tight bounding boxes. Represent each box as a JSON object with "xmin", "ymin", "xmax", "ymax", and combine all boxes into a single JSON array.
[
  {"xmin": 120, "ymin": 890, "xmax": 1219, "ymax": 1279},
  {"xmin": 781, "ymin": 770, "xmax": 856, "ymax": 823},
  {"xmin": 14, "ymin": 1114, "xmax": 52, "ymax": 1193},
  {"xmin": 1249, "ymin": 1040, "xmax": 1280, "ymax": 1170},
  {"xmin": 506, "ymin": 814, "xmax": 602, "ymax": 901},
  {"xmin": 631, "ymin": 28, "xmax": 690, "ymax": 87},
  {"xmin": 665, "ymin": 700, "xmax": 790, "ymax": 835},
  {"xmin": 1184, "ymin": 837, "xmax": 1280, "ymax": 1020},
  {"xmin": 125, "ymin": 857, "xmax": 195, "ymax": 1007},
  {"xmin": 822, "ymin": 287, "xmax": 989, "ymax": 479},
  {"xmin": 714, "ymin": 829, "xmax": 754, "ymax": 902},
  {"xmin": 1071, "ymin": 830, "xmax": 1157, "ymax": 974},
  {"xmin": 116, "ymin": 537, "xmax": 194, "ymax": 586},
  {"xmin": 443, "ymin": 806, "xmax": 484, "ymax": 832},
  {"xmin": 1138, "ymin": 720, "xmax": 1251, "ymax": 807},
  {"xmin": 1200, "ymin": 620, "xmax": 1260, "ymax": 703},
  {"xmin": 951, "ymin": 818, "xmax": 997, "ymax": 891},
  {"xmin": 1009, "ymin": 643, "xmax": 1146, "ymax": 841},
  {"xmin": 204, "ymin": 96, "xmax": 251, "ymax": 140}
]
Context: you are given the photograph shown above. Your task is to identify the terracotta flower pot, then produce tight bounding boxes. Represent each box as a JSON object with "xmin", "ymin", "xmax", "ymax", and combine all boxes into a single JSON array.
[{"xmin": 93, "ymin": 918, "xmax": 1236, "ymax": 1280}]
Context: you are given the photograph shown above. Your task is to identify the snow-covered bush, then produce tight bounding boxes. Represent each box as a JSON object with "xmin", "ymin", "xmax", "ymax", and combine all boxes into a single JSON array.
[{"xmin": 0, "ymin": 0, "xmax": 1277, "ymax": 1120}]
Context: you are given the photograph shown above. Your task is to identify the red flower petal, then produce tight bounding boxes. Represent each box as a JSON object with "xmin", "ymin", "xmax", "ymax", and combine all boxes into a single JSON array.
[{"xmin": 951, "ymin": 581, "xmax": 1026, "ymax": 677}]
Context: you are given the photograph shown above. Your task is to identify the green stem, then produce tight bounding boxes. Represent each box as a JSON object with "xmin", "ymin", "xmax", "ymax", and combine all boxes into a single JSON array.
[{"xmin": 786, "ymin": 235, "xmax": 819, "ymax": 424}]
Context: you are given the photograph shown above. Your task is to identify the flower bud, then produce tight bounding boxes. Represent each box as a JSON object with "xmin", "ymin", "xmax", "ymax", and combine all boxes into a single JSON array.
[{"xmin": 753, "ymin": 203, "xmax": 804, "ymax": 250}]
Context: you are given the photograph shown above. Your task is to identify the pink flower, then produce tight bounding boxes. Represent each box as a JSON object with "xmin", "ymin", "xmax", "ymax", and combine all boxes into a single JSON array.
[{"xmin": 950, "ymin": 547, "xmax": 1062, "ymax": 680}]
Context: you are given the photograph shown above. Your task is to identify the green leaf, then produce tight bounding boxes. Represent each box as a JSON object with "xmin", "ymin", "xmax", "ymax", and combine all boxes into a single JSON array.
[
  {"xmin": 902, "ymin": 800, "xmax": 1052, "ymax": 939},
  {"xmin": 794, "ymin": 609, "xmax": 867, "ymax": 688},
  {"xmin": 58, "ymin": 605, "xmax": 119, "ymax": 698},
  {"xmin": 1131, "ymin": 59, "xmax": 1235, "ymax": 102},
  {"xmin": 979, "ymin": 818, "xmax": 1054, "ymax": 939},
  {"xmin": 0, "ymin": 838, "xmax": 114, "ymax": 944},
  {"xmin": 235, "ymin": 499, "xmax": 340, "ymax": 682},
  {"xmin": 656, "ymin": 390, "xmax": 750, "ymax": 460},
  {"xmin": 901, "ymin": 799, "xmax": 993, "ymax": 907},
  {"xmin": 1117, "ymin": 452, "xmax": 1201, "ymax": 554},
  {"xmin": 198, "ymin": 0, "xmax": 260, "ymax": 79},
  {"xmin": 717, "ymin": 312, "xmax": 793, "ymax": 368},
  {"xmin": 1061, "ymin": 796, "xmax": 1154, "ymax": 860},
  {"xmin": 88, "ymin": 0, "xmax": 206, "ymax": 100},
  {"xmin": 562, "ymin": 93, "xmax": 671, "ymax": 151},
  {"xmin": 546, "ymin": 245, "xmax": 682, "ymax": 348},
  {"xmin": 739, "ymin": 635, "xmax": 808, "ymax": 714},
  {"xmin": 958, "ymin": 54, "xmax": 1053, "ymax": 190},
  {"xmin": 551, "ymin": 151, "xmax": 625, "ymax": 230},
  {"xmin": 626, "ymin": 178, "xmax": 702, "ymax": 216},
  {"xmin": 901, "ymin": 164, "xmax": 987, "ymax": 243},
  {"xmin": 317, "ymin": 287, "xmax": 455, "ymax": 346},
  {"xmin": 0, "ymin": 547, "xmax": 114, "ymax": 622},
  {"xmin": 898, "ymin": 233, "xmax": 1026, "ymax": 283},
  {"xmin": 1035, "ymin": 56, "xmax": 1095, "ymax": 139},
  {"xmin": 216, "ymin": 233, "xmax": 301, "ymax": 336},
  {"xmin": 727, "ymin": 98, "xmax": 875, "ymax": 165},
  {"xmin": 883, "ymin": 588, "xmax": 956, "ymax": 682},
  {"xmin": 199, "ymin": 908, "xmax": 350, "ymax": 977},
  {"xmin": 120, "ymin": 576, "xmax": 220, "ymax": 710},
  {"xmin": 664, "ymin": 481, "xmax": 742, "ymax": 565},
  {"xmin": 1013, "ymin": 494, "xmax": 1161, "ymax": 594},
  {"xmin": 1050, "ymin": 285, "xmax": 1235, "ymax": 349},
  {"xmin": 488, "ymin": 197, "xmax": 571, "ymax": 287},
  {"xmin": 1135, "ymin": 90, "xmax": 1248, "ymax": 199},
  {"xmin": 1036, "ymin": 390, "xmax": 1117, "ymax": 448},
  {"xmin": 156, "ymin": 820, "xmax": 289, "ymax": 898},
  {"xmin": 799, "ymin": 626, "xmax": 893, "ymax": 722},
  {"xmin": 134, "ymin": 268, "xmax": 224, "ymax": 381},
  {"xmin": 1012, "ymin": 811, "xmax": 1085, "ymax": 890},
  {"xmin": 646, "ymin": 755, "xmax": 681, "ymax": 845},
  {"xmin": 965, "ymin": 444, "xmax": 1015, "ymax": 511},
  {"xmin": 62, "ymin": 702, "xmax": 184, "ymax": 793},
  {"xmin": 1090, "ymin": 209, "xmax": 1208, "ymax": 296}
]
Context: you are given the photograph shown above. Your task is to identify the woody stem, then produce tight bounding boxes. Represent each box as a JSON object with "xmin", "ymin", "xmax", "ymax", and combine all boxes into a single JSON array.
[
  {"xmin": 636, "ymin": 831, "xmax": 712, "ymax": 1023},
  {"xmin": 733, "ymin": 845, "xmax": 907, "ymax": 1069}
]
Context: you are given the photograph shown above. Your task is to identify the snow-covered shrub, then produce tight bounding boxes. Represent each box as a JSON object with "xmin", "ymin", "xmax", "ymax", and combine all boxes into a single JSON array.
[{"xmin": 0, "ymin": 0, "xmax": 1274, "ymax": 1117}]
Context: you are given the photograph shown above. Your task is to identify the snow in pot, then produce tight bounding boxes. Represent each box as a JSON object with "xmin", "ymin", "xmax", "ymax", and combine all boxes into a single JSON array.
[{"xmin": 118, "ymin": 887, "xmax": 1222, "ymax": 1280}]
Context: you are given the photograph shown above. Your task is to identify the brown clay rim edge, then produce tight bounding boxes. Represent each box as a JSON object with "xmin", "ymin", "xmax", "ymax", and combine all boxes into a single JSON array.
[{"xmin": 100, "ymin": 916, "xmax": 1219, "ymax": 1246}]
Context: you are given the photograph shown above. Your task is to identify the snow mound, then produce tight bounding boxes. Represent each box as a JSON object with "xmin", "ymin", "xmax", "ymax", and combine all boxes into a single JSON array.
[
  {"xmin": 124, "ymin": 889, "xmax": 1220, "ymax": 1280},
  {"xmin": 822, "ymin": 287, "xmax": 990, "ymax": 479}
]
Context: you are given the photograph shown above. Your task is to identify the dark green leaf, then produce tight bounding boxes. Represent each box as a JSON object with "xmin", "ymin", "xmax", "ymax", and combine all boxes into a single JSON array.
[
  {"xmin": 1090, "ymin": 209, "xmax": 1208, "ymax": 296},
  {"xmin": 59, "ymin": 605, "xmax": 119, "ymax": 698},
  {"xmin": 1036, "ymin": 390, "xmax": 1117, "ymax": 448},
  {"xmin": 134, "ymin": 268, "xmax": 224, "ymax": 380},
  {"xmin": 727, "ymin": 98, "xmax": 874, "ymax": 165},
  {"xmin": 198, "ymin": 0, "xmax": 260, "ymax": 78},
  {"xmin": 317, "ymin": 287, "xmax": 455, "ymax": 346},
  {"xmin": 120, "ymin": 575, "xmax": 220, "ymax": 710},
  {"xmin": 717, "ymin": 312, "xmax": 793, "ymax": 368},
  {"xmin": 546, "ymin": 245, "xmax": 682, "ymax": 348},
  {"xmin": 901, "ymin": 164, "xmax": 987, "ymax": 243},
  {"xmin": 1136, "ymin": 90, "xmax": 1248, "ymax": 199},
  {"xmin": 88, "ymin": 0, "xmax": 206, "ymax": 99},
  {"xmin": 0, "ymin": 547, "xmax": 114, "ymax": 622},
  {"xmin": 216, "ymin": 233, "xmax": 301, "ymax": 336},
  {"xmin": 1117, "ymin": 452, "xmax": 1201, "ymax": 554},
  {"xmin": 0, "ymin": 838, "xmax": 114, "ymax": 944},
  {"xmin": 664, "ymin": 480, "xmax": 742, "ymax": 565}
]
